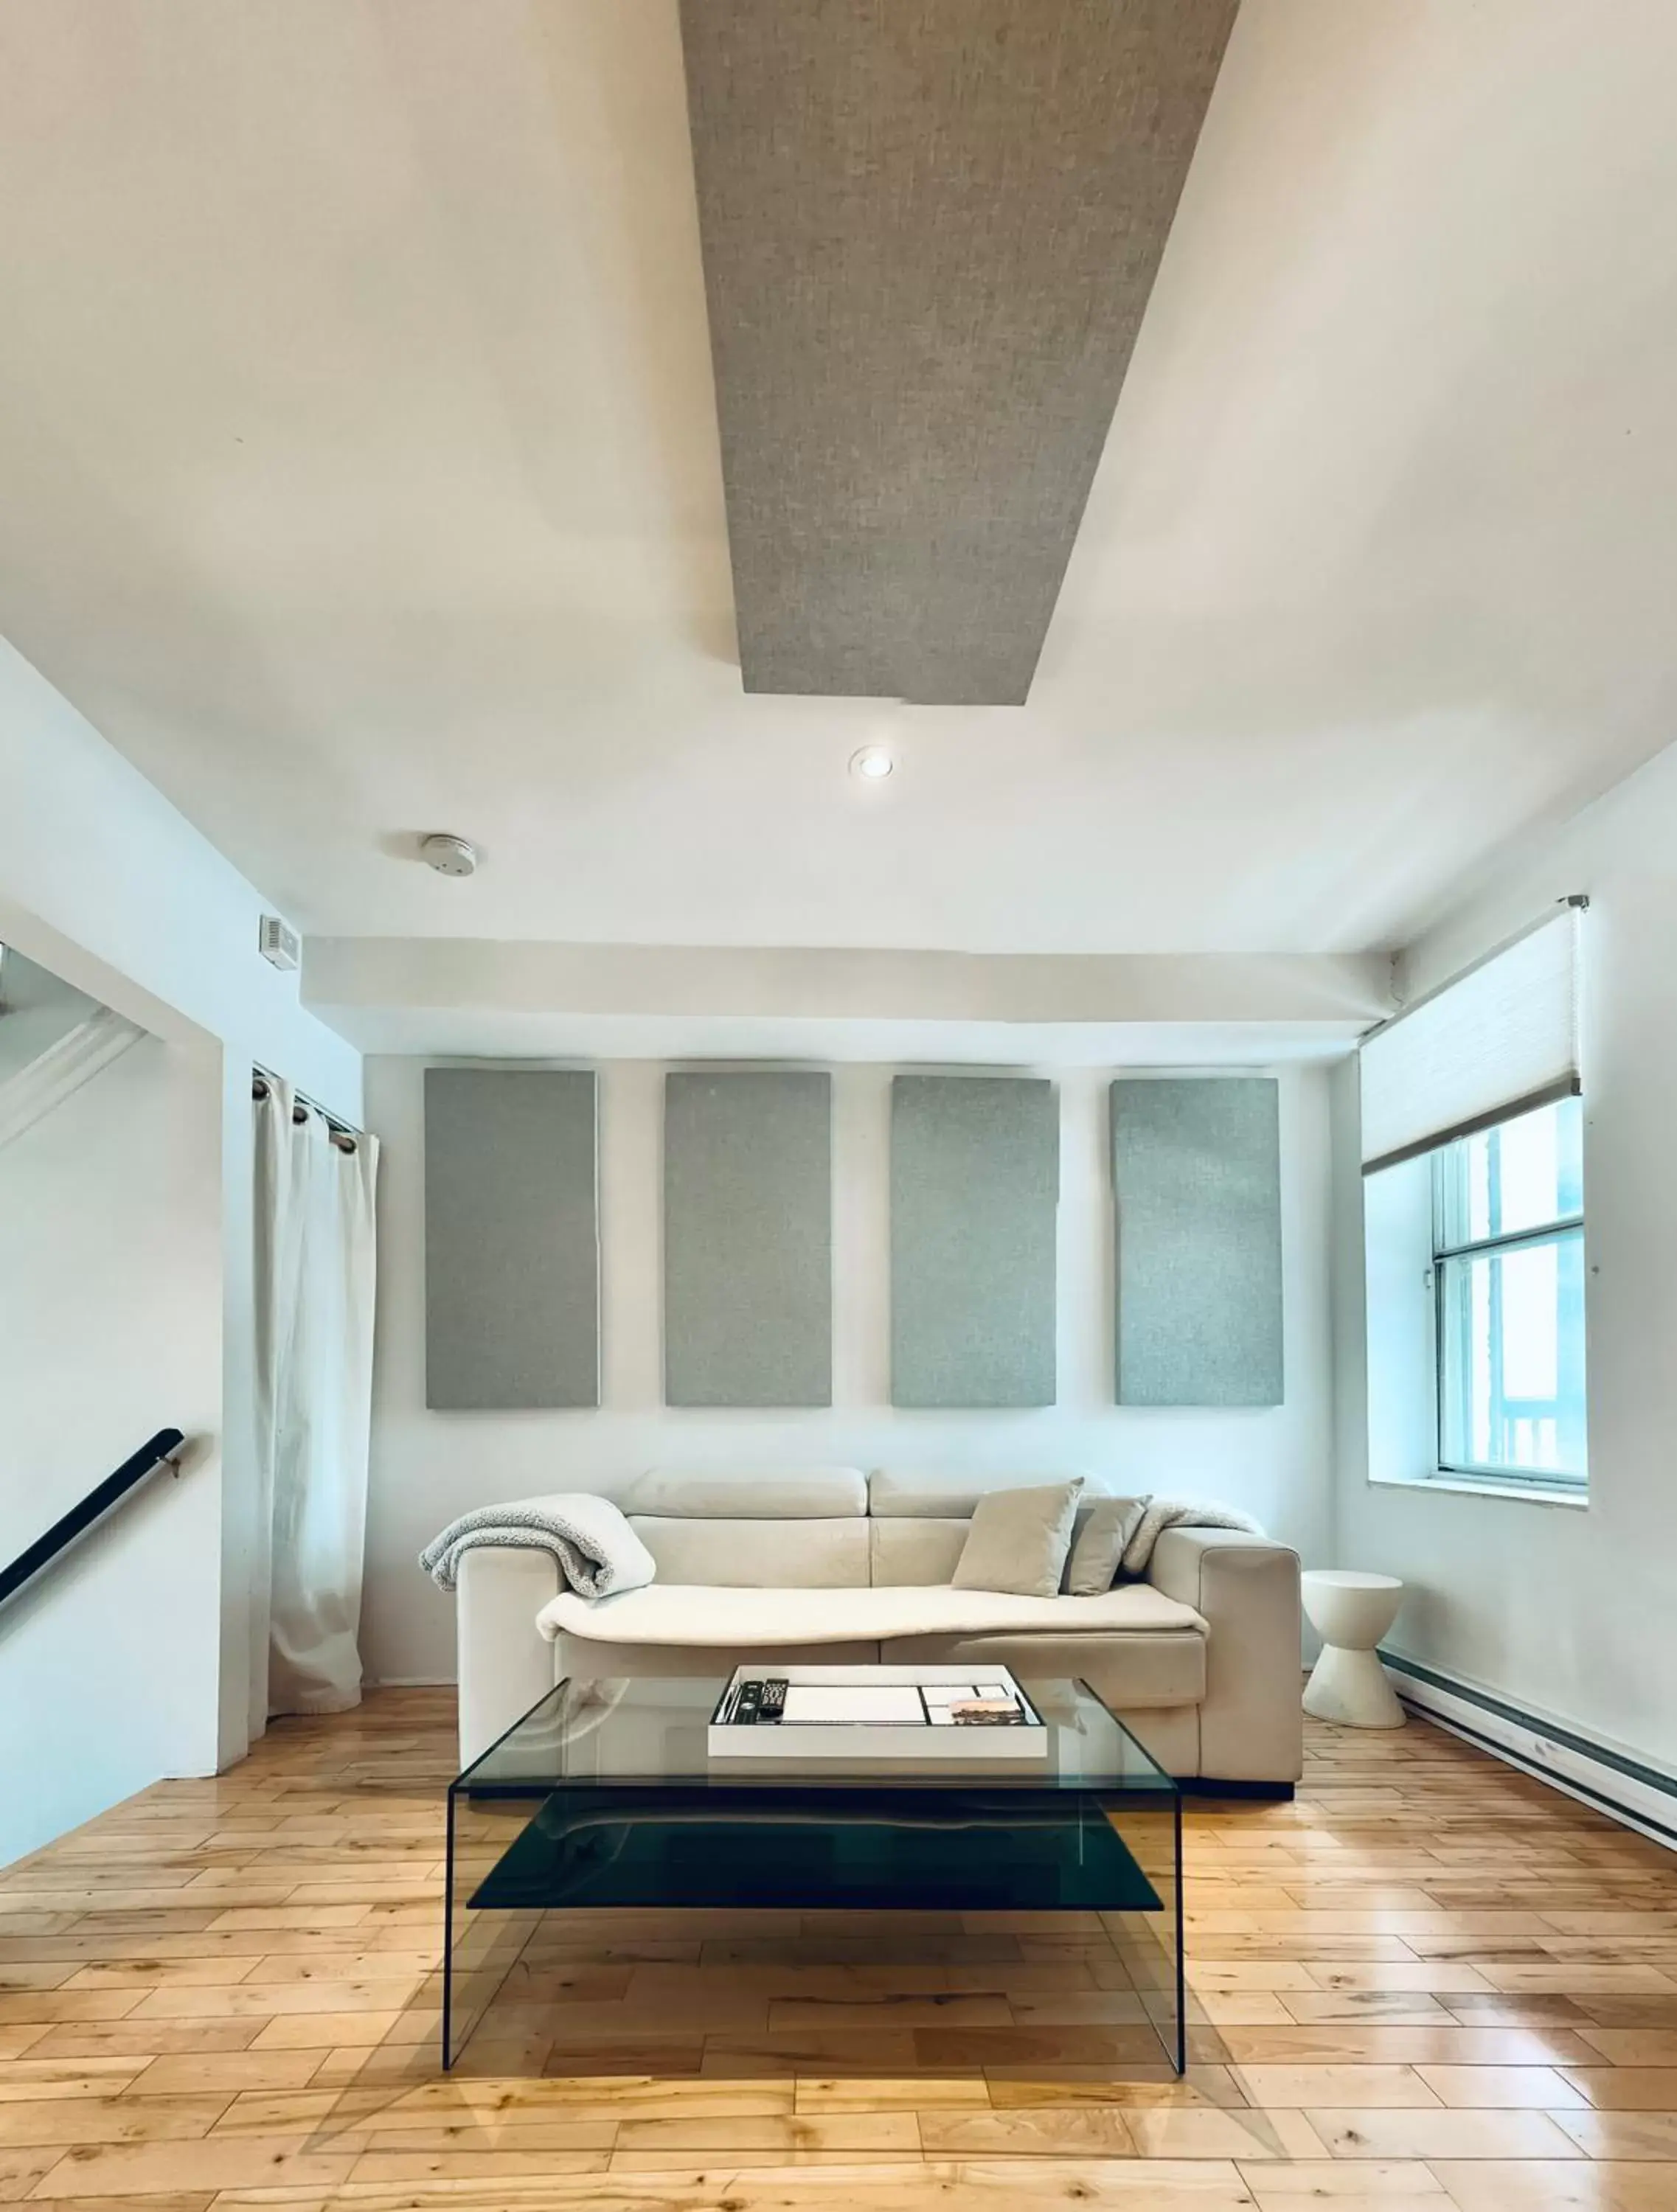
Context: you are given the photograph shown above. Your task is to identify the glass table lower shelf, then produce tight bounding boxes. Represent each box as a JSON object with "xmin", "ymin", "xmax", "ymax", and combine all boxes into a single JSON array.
[{"xmin": 445, "ymin": 1675, "xmax": 1184, "ymax": 2073}]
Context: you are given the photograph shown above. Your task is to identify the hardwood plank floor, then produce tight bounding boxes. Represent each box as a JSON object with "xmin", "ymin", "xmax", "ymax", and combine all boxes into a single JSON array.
[{"xmin": 2, "ymin": 1689, "xmax": 1675, "ymax": 2208}]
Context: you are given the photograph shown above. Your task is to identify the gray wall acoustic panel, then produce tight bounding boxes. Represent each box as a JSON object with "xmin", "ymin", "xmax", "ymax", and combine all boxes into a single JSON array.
[
  {"xmin": 680, "ymin": 0, "xmax": 1240, "ymax": 704},
  {"xmin": 1111, "ymin": 1077, "xmax": 1282, "ymax": 1408},
  {"xmin": 664, "ymin": 1071, "xmax": 832, "ymax": 1407},
  {"xmin": 423, "ymin": 1068, "xmax": 599, "ymax": 1411},
  {"xmin": 892, "ymin": 1076, "xmax": 1059, "ymax": 1408}
]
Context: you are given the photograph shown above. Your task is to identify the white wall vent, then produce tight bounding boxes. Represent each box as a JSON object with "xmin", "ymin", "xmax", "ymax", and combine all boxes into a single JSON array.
[{"xmin": 259, "ymin": 915, "xmax": 301, "ymax": 972}]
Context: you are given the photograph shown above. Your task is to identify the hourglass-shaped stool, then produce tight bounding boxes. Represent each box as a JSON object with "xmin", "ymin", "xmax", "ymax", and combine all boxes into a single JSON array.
[{"xmin": 1301, "ymin": 1571, "xmax": 1406, "ymax": 1728}]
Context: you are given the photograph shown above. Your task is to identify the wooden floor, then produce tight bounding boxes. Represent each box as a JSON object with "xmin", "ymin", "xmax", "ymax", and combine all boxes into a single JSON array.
[{"xmin": 4, "ymin": 1691, "xmax": 1677, "ymax": 2209}]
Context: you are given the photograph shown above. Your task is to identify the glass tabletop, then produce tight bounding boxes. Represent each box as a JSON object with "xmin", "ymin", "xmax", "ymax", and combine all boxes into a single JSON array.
[{"xmin": 456, "ymin": 1674, "xmax": 1178, "ymax": 1798}]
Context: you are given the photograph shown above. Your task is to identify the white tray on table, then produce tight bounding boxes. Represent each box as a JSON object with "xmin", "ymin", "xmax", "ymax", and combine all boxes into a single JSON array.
[{"xmin": 707, "ymin": 1663, "xmax": 1046, "ymax": 1763}]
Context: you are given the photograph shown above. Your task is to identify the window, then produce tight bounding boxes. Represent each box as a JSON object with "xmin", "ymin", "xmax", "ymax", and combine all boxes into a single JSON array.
[
  {"xmin": 1431, "ymin": 1095, "xmax": 1586, "ymax": 1485},
  {"xmin": 1360, "ymin": 903, "xmax": 1589, "ymax": 1497}
]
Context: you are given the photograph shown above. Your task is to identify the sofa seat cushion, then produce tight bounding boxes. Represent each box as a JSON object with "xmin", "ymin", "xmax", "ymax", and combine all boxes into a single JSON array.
[
  {"xmin": 536, "ymin": 1579, "xmax": 1206, "ymax": 1650},
  {"xmin": 546, "ymin": 1635, "xmax": 885, "ymax": 1677},
  {"xmin": 880, "ymin": 1628, "xmax": 1205, "ymax": 1709}
]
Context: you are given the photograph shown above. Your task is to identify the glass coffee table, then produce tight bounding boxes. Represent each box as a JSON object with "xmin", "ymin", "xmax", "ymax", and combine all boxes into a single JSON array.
[{"xmin": 444, "ymin": 1674, "xmax": 1184, "ymax": 2073}]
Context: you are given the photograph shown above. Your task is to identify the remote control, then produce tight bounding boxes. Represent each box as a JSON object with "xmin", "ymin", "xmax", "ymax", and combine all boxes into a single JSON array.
[
  {"xmin": 760, "ymin": 1678, "xmax": 788, "ymax": 1722},
  {"xmin": 734, "ymin": 1680, "xmax": 763, "ymax": 1724}
]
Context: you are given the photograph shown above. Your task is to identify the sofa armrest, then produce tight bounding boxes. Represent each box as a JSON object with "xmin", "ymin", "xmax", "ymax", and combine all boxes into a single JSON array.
[
  {"xmin": 1148, "ymin": 1528, "xmax": 1302, "ymax": 1785},
  {"xmin": 456, "ymin": 1546, "xmax": 560, "ymax": 1769}
]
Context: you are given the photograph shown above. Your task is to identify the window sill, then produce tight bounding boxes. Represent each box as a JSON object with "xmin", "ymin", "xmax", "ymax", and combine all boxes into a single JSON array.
[{"xmin": 1369, "ymin": 1473, "xmax": 1589, "ymax": 1509}]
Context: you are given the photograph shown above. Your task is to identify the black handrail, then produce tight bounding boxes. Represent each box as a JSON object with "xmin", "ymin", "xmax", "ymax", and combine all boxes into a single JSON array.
[{"xmin": 0, "ymin": 1429, "xmax": 186, "ymax": 1610}]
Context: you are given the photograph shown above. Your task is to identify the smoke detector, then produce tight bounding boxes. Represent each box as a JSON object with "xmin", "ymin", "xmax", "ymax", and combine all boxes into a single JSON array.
[{"xmin": 420, "ymin": 833, "xmax": 479, "ymax": 877}]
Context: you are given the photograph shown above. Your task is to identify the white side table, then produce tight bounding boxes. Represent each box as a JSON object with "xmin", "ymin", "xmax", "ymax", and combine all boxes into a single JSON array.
[{"xmin": 1302, "ymin": 1571, "xmax": 1406, "ymax": 1728}]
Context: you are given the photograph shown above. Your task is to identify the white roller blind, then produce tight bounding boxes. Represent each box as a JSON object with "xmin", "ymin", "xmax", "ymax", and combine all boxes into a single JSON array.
[{"xmin": 1360, "ymin": 906, "xmax": 1582, "ymax": 1172}]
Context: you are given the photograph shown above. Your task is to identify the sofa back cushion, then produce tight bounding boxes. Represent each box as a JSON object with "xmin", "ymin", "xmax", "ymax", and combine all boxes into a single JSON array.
[
  {"xmin": 870, "ymin": 1471, "xmax": 1128, "ymax": 1590},
  {"xmin": 627, "ymin": 1468, "xmax": 867, "ymax": 1519},
  {"xmin": 869, "ymin": 1517, "xmax": 970, "ymax": 1587},
  {"xmin": 617, "ymin": 1468, "xmax": 1114, "ymax": 1590},
  {"xmin": 627, "ymin": 1514, "xmax": 869, "ymax": 1587},
  {"xmin": 869, "ymin": 1469, "xmax": 1095, "ymax": 1518}
]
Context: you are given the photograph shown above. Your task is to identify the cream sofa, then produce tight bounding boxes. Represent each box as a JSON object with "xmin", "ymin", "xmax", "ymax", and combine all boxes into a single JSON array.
[{"xmin": 455, "ymin": 1469, "xmax": 1303, "ymax": 1790}]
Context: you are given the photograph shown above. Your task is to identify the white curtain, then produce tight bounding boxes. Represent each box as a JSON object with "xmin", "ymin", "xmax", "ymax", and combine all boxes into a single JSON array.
[{"xmin": 252, "ymin": 1077, "xmax": 379, "ymax": 1719}]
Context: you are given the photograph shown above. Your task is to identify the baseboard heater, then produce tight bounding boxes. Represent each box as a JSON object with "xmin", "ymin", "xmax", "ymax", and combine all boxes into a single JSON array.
[{"xmin": 1382, "ymin": 1650, "xmax": 1677, "ymax": 1854}]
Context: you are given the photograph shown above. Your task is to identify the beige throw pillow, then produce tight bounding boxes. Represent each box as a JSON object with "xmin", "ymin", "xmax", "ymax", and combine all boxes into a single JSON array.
[
  {"xmin": 1063, "ymin": 1494, "xmax": 1150, "ymax": 1596},
  {"xmin": 951, "ymin": 1480, "xmax": 1086, "ymax": 1599}
]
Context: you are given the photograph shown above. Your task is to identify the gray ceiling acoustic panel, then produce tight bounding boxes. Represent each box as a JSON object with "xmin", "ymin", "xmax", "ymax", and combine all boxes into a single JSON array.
[
  {"xmin": 892, "ymin": 1074, "xmax": 1059, "ymax": 1407},
  {"xmin": 424, "ymin": 1068, "xmax": 600, "ymax": 1411},
  {"xmin": 679, "ymin": 0, "xmax": 1239, "ymax": 704},
  {"xmin": 664, "ymin": 1070, "xmax": 833, "ymax": 1407},
  {"xmin": 1111, "ymin": 1077, "xmax": 1282, "ymax": 1407}
]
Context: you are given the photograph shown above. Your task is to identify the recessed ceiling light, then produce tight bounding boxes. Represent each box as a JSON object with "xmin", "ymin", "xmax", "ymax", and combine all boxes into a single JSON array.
[{"xmin": 849, "ymin": 745, "xmax": 895, "ymax": 782}]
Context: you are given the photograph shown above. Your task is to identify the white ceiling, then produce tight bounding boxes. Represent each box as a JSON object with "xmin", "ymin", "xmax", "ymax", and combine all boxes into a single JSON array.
[{"xmin": 1, "ymin": 1, "xmax": 1675, "ymax": 959}]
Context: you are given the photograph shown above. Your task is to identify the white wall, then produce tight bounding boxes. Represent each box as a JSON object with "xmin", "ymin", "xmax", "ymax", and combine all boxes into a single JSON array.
[
  {"xmin": 363, "ymin": 1054, "xmax": 1337, "ymax": 1685},
  {"xmin": 0, "ymin": 639, "xmax": 358, "ymax": 1116},
  {"xmin": 0, "ymin": 945, "xmax": 100, "ymax": 1086},
  {"xmin": 1333, "ymin": 734, "xmax": 1677, "ymax": 1775},
  {"xmin": 0, "ymin": 1036, "xmax": 221, "ymax": 1865},
  {"xmin": 0, "ymin": 635, "xmax": 362, "ymax": 1835}
]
